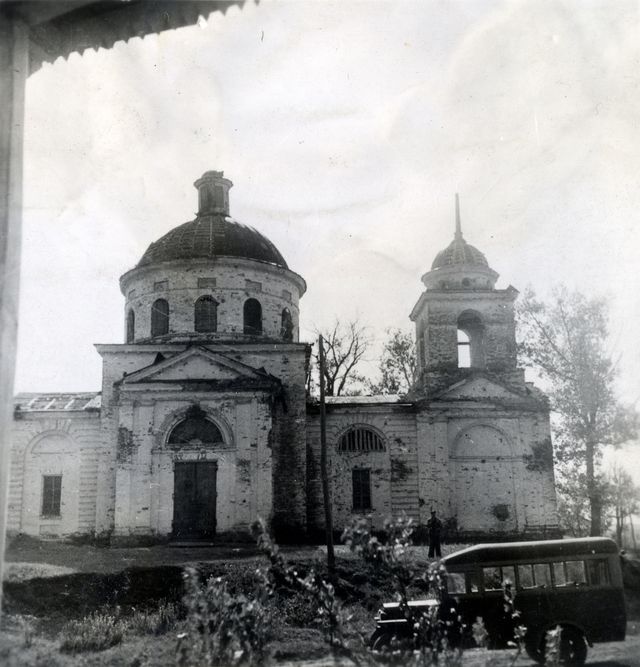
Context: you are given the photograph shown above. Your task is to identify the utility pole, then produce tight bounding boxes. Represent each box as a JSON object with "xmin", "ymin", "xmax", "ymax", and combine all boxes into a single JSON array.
[{"xmin": 318, "ymin": 335, "xmax": 335, "ymax": 573}]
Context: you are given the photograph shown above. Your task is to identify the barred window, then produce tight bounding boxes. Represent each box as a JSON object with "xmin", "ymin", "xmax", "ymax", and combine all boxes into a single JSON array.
[
  {"xmin": 352, "ymin": 469, "xmax": 371, "ymax": 511},
  {"xmin": 42, "ymin": 475, "xmax": 62, "ymax": 517},
  {"xmin": 151, "ymin": 299, "xmax": 169, "ymax": 336},
  {"xmin": 338, "ymin": 427, "xmax": 385, "ymax": 452},
  {"xmin": 194, "ymin": 296, "xmax": 218, "ymax": 333}
]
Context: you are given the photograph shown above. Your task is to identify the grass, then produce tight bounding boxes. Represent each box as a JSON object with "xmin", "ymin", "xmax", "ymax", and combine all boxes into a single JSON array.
[{"xmin": 59, "ymin": 611, "xmax": 124, "ymax": 654}]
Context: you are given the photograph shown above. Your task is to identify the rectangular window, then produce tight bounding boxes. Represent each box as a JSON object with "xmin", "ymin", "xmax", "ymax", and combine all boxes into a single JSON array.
[
  {"xmin": 482, "ymin": 566, "xmax": 515, "ymax": 591},
  {"xmin": 42, "ymin": 475, "xmax": 62, "ymax": 517},
  {"xmin": 586, "ymin": 559, "xmax": 610, "ymax": 586},
  {"xmin": 198, "ymin": 277, "xmax": 217, "ymax": 289},
  {"xmin": 565, "ymin": 560, "xmax": 587, "ymax": 586},
  {"xmin": 245, "ymin": 279, "xmax": 262, "ymax": 291},
  {"xmin": 153, "ymin": 280, "xmax": 168, "ymax": 292},
  {"xmin": 517, "ymin": 564, "xmax": 535, "ymax": 589},
  {"xmin": 553, "ymin": 561, "xmax": 568, "ymax": 587},
  {"xmin": 446, "ymin": 572, "xmax": 467, "ymax": 594},
  {"xmin": 533, "ymin": 563, "xmax": 552, "ymax": 588},
  {"xmin": 352, "ymin": 469, "xmax": 371, "ymax": 511}
]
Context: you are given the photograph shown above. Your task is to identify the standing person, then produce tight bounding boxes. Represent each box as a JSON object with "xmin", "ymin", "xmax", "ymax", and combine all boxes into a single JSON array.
[{"xmin": 427, "ymin": 509, "xmax": 443, "ymax": 558}]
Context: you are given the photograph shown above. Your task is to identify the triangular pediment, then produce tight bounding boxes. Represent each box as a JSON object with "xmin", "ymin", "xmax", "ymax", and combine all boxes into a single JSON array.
[
  {"xmin": 435, "ymin": 376, "xmax": 530, "ymax": 403},
  {"xmin": 121, "ymin": 347, "xmax": 275, "ymax": 385}
]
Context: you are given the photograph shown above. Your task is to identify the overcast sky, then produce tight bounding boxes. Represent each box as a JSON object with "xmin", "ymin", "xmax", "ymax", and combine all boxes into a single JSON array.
[{"xmin": 16, "ymin": 0, "xmax": 640, "ymax": 413}]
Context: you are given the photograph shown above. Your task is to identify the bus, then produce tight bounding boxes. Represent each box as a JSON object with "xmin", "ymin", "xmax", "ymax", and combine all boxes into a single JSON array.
[{"xmin": 371, "ymin": 537, "xmax": 626, "ymax": 665}]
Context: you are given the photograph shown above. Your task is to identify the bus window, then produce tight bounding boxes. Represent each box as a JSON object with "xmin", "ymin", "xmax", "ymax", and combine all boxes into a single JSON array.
[
  {"xmin": 533, "ymin": 563, "xmax": 552, "ymax": 588},
  {"xmin": 553, "ymin": 561, "xmax": 568, "ymax": 586},
  {"xmin": 483, "ymin": 566, "xmax": 515, "ymax": 591},
  {"xmin": 502, "ymin": 566, "xmax": 515, "ymax": 586},
  {"xmin": 565, "ymin": 560, "xmax": 587, "ymax": 586},
  {"xmin": 447, "ymin": 572, "xmax": 467, "ymax": 594},
  {"xmin": 483, "ymin": 567, "xmax": 502, "ymax": 591},
  {"xmin": 518, "ymin": 564, "xmax": 535, "ymax": 589},
  {"xmin": 467, "ymin": 572, "xmax": 480, "ymax": 593},
  {"xmin": 587, "ymin": 559, "xmax": 610, "ymax": 586}
]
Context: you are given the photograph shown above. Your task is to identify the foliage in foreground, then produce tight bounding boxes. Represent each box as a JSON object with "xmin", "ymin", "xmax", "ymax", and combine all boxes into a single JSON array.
[
  {"xmin": 58, "ymin": 602, "xmax": 179, "ymax": 654},
  {"xmin": 59, "ymin": 610, "xmax": 124, "ymax": 654}
]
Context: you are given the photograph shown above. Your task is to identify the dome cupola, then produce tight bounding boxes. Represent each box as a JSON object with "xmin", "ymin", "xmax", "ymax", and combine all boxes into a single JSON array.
[
  {"xmin": 422, "ymin": 195, "xmax": 498, "ymax": 291},
  {"xmin": 119, "ymin": 171, "xmax": 306, "ymax": 344},
  {"xmin": 137, "ymin": 171, "xmax": 289, "ymax": 269}
]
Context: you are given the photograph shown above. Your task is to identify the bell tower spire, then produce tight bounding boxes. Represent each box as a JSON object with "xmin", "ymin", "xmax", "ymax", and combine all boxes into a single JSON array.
[{"xmin": 455, "ymin": 193, "xmax": 462, "ymax": 240}]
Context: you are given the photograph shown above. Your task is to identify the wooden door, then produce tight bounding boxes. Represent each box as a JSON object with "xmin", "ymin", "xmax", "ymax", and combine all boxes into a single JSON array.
[{"xmin": 173, "ymin": 461, "xmax": 217, "ymax": 539}]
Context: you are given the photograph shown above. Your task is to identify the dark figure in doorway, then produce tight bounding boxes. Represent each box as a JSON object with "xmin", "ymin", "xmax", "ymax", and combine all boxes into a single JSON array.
[{"xmin": 427, "ymin": 509, "xmax": 442, "ymax": 558}]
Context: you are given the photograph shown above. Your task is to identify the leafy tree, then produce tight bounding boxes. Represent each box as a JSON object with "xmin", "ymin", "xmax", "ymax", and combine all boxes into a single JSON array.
[
  {"xmin": 314, "ymin": 319, "xmax": 371, "ymax": 396},
  {"xmin": 369, "ymin": 328, "xmax": 417, "ymax": 395},
  {"xmin": 607, "ymin": 462, "xmax": 640, "ymax": 548},
  {"xmin": 517, "ymin": 286, "xmax": 637, "ymax": 536}
]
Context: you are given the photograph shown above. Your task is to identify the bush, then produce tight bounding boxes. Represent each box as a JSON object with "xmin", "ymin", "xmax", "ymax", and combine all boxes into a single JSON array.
[
  {"xmin": 125, "ymin": 601, "xmax": 179, "ymax": 636},
  {"xmin": 59, "ymin": 610, "xmax": 123, "ymax": 654},
  {"xmin": 177, "ymin": 570, "xmax": 272, "ymax": 667}
]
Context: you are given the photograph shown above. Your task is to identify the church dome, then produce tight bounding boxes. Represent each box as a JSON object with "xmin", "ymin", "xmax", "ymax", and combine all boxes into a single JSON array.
[
  {"xmin": 137, "ymin": 217, "xmax": 288, "ymax": 269},
  {"xmin": 136, "ymin": 171, "xmax": 288, "ymax": 269},
  {"xmin": 421, "ymin": 195, "xmax": 498, "ymax": 291},
  {"xmin": 431, "ymin": 237, "xmax": 488, "ymax": 270}
]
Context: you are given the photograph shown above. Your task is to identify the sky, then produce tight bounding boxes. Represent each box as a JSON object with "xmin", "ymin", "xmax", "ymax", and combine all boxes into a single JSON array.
[{"xmin": 16, "ymin": 0, "xmax": 640, "ymax": 419}]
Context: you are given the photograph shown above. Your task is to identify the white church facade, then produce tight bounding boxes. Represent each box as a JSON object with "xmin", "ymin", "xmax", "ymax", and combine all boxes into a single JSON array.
[{"xmin": 8, "ymin": 172, "xmax": 559, "ymax": 542}]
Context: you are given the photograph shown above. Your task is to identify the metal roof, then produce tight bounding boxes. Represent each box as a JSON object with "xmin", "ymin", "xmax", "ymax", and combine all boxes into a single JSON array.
[
  {"xmin": 14, "ymin": 392, "xmax": 101, "ymax": 412},
  {"xmin": 442, "ymin": 537, "xmax": 619, "ymax": 566},
  {"xmin": 137, "ymin": 216, "xmax": 289, "ymax": 269}
]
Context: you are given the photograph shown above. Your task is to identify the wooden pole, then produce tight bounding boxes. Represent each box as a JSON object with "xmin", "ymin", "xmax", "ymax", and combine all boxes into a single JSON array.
[
  {"xmin": 0, "ymin": 16, "xmax": 28, "ymax": 615},
  {"xmin": 319, "ymin": 335, "xmax": 335, "ymax": 573}
]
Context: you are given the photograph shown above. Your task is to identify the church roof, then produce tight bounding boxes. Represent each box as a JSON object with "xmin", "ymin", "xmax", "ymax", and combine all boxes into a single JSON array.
[
  {"xmin": 14, "ymin": 392, "xmax": 101, "ymax": 412},
  {"xmin": 135, "ymin": 171, "xmax": 289, "ymax": 270},
  {"xmin": 137, "ymin": 217, "xmax": 289, "ymax": 269}
]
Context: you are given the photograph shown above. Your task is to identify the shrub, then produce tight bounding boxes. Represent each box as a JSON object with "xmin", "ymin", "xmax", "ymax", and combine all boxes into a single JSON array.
[
  {"xmin": 126, "ymin": 601, "xmax": 179, "ymax": 636},
  {"xmin": 59, "ymin": 610, "xmax": 123, "ymax": 654},
  {"xmin": 177, "ymin": 570, "xmax": 272, "ymax": 667}
]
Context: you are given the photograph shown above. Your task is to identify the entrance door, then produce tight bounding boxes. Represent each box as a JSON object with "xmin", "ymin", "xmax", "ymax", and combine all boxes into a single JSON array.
[{"xmin": 173, "ymin": 461, "xmax": 217, "ymax": 540}]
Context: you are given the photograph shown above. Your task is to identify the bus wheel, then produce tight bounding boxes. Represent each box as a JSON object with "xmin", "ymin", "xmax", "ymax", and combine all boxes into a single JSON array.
[
  {"xmin": 525, "ymin": 638, "xmax": 544, "ymax": 664},
  {"xmin": 369, "ymin": 629, "xmax": 393, "ymax": 651},
  {"xmin": 540, "ymin": 627, "xmax": 588, "ymax": 666},
  {"xmin": 557, "ymin": 627, "xmax": 587, "ymax": 666}
]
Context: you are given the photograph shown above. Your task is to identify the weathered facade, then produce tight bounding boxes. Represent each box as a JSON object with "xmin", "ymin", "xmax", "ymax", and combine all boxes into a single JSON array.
[{"xmin": 9, "ymin": 175, "xmax": 558, "ymax": 542}]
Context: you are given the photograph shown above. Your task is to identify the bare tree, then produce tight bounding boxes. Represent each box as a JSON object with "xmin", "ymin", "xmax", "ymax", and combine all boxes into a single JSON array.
[
  {"xmin": 315, "ymin": 320, "xmax": 371, "ymax": 397},
  {"xmin": 517, "ymin": 286, "xmax": 637, "ymax": 536}
]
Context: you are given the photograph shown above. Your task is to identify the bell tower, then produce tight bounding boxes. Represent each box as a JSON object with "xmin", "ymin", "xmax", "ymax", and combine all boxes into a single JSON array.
[{"xmin": 410, "ymin": 196, "xmax": 521, "ymax": 394}]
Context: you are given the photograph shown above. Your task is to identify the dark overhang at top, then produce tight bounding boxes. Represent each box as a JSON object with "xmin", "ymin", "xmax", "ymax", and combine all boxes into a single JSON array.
[{"xmin": 1, "ymin": 0, "xmax": 250, "ymax": 73}]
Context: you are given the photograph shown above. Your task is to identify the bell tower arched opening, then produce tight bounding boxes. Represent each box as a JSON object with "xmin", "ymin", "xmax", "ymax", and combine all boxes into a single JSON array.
[{"xmin": 457, "ymin": 310, "xmax": 485, "ymax": 368}]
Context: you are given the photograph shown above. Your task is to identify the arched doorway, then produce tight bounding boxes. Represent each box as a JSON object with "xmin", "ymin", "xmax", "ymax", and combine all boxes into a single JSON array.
[{"xmin": 167, "ymin": 407, "xmax": 224, "ymax": 540}]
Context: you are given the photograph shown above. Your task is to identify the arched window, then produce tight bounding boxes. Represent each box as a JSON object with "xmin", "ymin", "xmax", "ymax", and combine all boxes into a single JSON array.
[
  {"xmin": 338, "ymin": 427, "xmax": 386, "ymax": 452},
  {"xmin": 457, "ymin": 311, "xmax": 485, "ymax": 368},
  {"xmin": 151, "ymin": 298, "xmax": 169, "ymax": 337},
  {"xmin": 243, "ymin": 298, "xmax": 262, "ymax": 335},
  {"xmin": 126, "ymin": 309, "xmax": 135, "ymax": 343},
  {"xmin": 194, "ymin": 296, "xmax": 218, "ymax": 333},
  {"xmin": 281, "ymin": 308, "xmax": 293, "ymax": 341},
  {"xmin": 168, "ymin": 406, "xmax": 224, "ymax": 447}
]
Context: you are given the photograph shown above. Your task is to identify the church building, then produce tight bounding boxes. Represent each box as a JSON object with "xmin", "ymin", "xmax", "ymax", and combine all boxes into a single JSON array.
[{"xmin": 8, "ymin": 172, "xmax": 558, "ymax": 542}]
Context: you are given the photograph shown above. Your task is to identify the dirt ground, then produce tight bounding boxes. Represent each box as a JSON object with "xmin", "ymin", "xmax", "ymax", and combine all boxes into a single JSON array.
[{"xmin": 2, "ymin": 537, "xmax": 640, "ymax": 666}]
